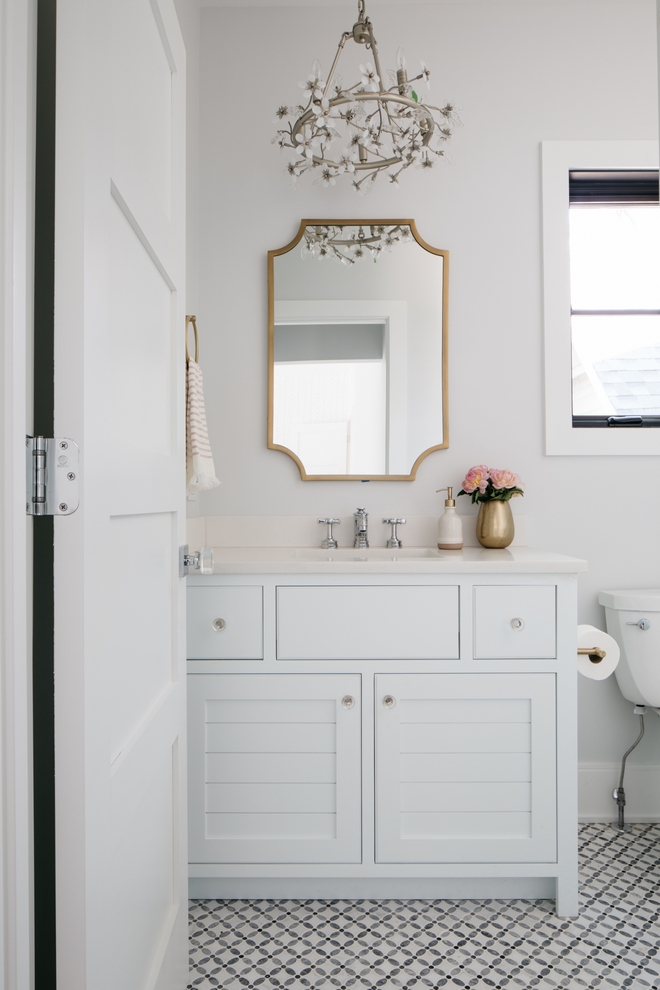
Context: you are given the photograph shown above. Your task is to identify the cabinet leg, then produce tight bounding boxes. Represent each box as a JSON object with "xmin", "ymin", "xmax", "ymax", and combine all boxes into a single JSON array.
[{"xmin": 555, "ymin": 874, "xmax": 579, "ymax": 918}]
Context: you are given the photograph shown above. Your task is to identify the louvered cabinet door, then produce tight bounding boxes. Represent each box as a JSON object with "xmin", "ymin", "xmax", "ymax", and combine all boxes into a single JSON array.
[
  {"xmin": 375, "ymin": 673, "xmax": 557, "ymax": 863},
  {"xmin": 188, "ymin": 674, "xmax": 362, "ymax": 863}
]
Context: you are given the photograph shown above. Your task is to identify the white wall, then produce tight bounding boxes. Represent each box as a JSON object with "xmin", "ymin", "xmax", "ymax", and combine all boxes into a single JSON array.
[{"xmin": 196, "ymin": 2, "xmax": 660, "ymax": 780}]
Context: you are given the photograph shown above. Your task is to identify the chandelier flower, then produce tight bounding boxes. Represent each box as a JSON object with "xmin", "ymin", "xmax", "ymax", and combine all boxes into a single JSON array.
[{"xmin": 273, "ymin": 0, "xmax": 461, "ymax": 192}]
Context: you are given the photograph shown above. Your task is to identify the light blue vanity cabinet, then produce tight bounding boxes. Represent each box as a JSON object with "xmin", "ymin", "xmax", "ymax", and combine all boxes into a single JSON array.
[{"xmin": 186, "ymin": 548, "xmax": 586, "ymax": 917}]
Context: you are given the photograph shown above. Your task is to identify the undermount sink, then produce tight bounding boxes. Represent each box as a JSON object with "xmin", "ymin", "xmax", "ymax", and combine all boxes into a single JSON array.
[{"xmin": 291, "ymin": 547, "xmax": 446, "ymax": 561}]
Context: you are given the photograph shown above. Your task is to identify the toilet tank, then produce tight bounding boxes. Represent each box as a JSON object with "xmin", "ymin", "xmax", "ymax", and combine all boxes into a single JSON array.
[{"xmin": 599, "ymin": 589, "xmax": 660, "ymax": 707}]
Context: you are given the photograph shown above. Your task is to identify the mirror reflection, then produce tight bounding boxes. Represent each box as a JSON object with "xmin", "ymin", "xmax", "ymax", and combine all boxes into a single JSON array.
[{"xmin": 268, "ymin": 221, "xmax": 448, "ymax": 480}]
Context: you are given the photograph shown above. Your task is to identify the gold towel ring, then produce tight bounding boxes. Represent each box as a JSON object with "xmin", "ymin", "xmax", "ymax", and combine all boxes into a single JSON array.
[{"xmin": 185, "ymin": 315, "xmax": 199, "ymax": 364}]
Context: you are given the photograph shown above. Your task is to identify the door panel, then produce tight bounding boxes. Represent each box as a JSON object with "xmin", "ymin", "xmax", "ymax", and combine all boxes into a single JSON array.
[
  {"xmin": 53, "ymin": 0, "xmax": 187, "ymax": 987},
  {"xmin": 109, "ymin": 198, "xmax": 174, "ymax": 455},
  {"xmin": 112, "ymin": 0, "xmax": 173, "ymax": 218},
  {"xmin": 108, "ymin": 512, "xmax": 175, "ymax": 763},
  {"xmin": 376, "ymin": 673, "xmax": 556, "ymax": 863},
  {"xmin": 188, "ymin": 674, "xmax": 362, "ymax": 864}
]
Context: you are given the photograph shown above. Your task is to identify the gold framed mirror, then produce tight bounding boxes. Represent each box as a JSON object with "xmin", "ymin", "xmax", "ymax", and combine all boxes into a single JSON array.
[{"xmin": 268, "ymin": 220, "xmax": 448, "ymax": 481}]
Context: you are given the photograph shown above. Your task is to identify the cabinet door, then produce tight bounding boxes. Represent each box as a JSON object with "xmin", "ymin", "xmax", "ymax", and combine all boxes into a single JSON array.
[
  {"xmin": 376, "ymin": 673, "xmax": 556, "ymax": 863},
  {"xmin": 277, "ymin": 585, "xmax": 459, "ymax": 659},
  {"xmin": 188, "ymin": 674, "xmax": 361, "ymax": 863}
]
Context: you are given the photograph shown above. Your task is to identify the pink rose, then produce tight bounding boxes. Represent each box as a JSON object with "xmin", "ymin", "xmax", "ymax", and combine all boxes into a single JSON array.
[
  {"xmin": 489, "ymin": 468, "xmax": 523, "ymax": 491},
  {"xmin": 461, "ymin": 464, "xmax": 490, "ymax": 494}
]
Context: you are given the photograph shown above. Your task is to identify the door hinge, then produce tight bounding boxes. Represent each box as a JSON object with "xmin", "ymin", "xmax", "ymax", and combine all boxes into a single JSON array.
[{"xmin": 26, "ymin": 436, "xmax": 80, "ymax": 516}]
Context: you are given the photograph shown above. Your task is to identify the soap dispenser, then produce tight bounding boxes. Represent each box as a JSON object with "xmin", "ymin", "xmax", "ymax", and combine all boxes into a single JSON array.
[{"xmin": 436, "ymin": 487, "xmax": 463, "ymax": 550}]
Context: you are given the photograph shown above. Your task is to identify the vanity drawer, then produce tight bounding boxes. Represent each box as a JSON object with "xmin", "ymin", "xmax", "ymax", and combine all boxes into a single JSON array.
[
  {"xmin": 277, "ymin": 585, "xmax": 459, "ymax": 660},
  {"xmin": 473, "ymin": 586, "xmax": 556, "ymax": 659},
  {"xmin": 187, "ymin": 587, "xmax": 263, "ymax": 659}
]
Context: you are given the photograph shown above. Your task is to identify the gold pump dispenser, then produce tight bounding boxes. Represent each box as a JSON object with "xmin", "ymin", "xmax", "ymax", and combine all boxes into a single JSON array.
[
  {"xmin": 435, "ymin": 486, "xmax": 463, "ymax": 550},
  {"xmin": 436, "ymin": 486, "xmax": 455, "ymax": 507}
]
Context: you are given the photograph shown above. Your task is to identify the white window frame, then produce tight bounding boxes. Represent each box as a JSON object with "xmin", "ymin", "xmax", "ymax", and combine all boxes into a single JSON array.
[{"xmin": 541, "ymin": 140, "xmax": 659, "ymax": 455}]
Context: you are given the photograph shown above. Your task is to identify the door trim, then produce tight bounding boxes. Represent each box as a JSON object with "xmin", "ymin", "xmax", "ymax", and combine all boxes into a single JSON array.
[{"xmin": 0, "ymin": 0, "xmax": 37, "ymax": 986}]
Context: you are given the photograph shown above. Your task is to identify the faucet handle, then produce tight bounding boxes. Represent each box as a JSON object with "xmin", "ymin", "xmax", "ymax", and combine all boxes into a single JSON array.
[
  {"xmin": 383, "ymin": 518, "xmax": 406, "ymax": 548},
  {"xmin": 318, "ymin": 518, "xmax": 340, "ymax": 550}
]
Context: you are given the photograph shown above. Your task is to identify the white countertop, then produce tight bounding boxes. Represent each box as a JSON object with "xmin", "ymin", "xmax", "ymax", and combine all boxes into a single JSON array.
[{"xmin": 195, "ymin": 546, "xmax": 588, "ymax": 575}]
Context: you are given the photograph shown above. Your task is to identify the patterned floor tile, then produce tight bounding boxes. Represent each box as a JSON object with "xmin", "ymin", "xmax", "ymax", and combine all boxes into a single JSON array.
[{"xmin": 188, "ymin": 823, "xmax": 660, "ymax": 990}]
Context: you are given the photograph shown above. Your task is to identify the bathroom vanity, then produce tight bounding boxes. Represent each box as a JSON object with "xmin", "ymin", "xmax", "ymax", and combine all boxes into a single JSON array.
[{"xmin": 187, "ymin": 547, "xmax": 586, "ymax": 916}]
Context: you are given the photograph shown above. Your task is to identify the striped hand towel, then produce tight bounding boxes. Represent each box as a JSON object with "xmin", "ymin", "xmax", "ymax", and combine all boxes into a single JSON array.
[{"xmin": 186, "ymin": 358, "xmax": 220, "ymax": 492}]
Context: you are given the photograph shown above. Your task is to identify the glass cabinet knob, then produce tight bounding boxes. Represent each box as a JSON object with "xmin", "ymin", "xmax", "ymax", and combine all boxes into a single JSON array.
[{"xmin": 199, "ymin": 546, "xmax": 214, "ymax": 574}]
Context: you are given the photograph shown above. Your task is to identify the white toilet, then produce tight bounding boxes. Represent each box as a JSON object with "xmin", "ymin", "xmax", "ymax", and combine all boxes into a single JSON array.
[{"xmin": 599, "ymin": 589, "xmax": 660, "ymax": 710}]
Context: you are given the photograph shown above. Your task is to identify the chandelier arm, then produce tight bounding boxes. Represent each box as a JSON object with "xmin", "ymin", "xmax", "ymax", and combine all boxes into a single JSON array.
[
  {"xmin": 300, "ymin": 91, "xmax": 430, "ymax": 118},
  {"xmin": 311, "ymin": 153, "xmax": 402, "ymax": 171},
  {"xmin": 372, "ymin": 102, "xmax": 384, "ymax": 139},
  {"xmin": 365, "ymin": 19, "xmax": 393, "ymax": 129},
  {"xmin": 322, "ymin": 31, "xmax": 352, "ymax": 100},
  {"xmin": 365, "ymin": 149, "xmax": 391, "ymax": 163}
]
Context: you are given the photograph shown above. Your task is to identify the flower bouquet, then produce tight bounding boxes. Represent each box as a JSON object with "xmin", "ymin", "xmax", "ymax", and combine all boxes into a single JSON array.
[{"xmin": 458, "ymin": 465, "xmax": 524, "ymax": 504}]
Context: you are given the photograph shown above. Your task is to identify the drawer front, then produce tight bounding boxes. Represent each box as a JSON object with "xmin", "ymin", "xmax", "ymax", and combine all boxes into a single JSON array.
[
  {"xmin": 473, "ymin": 585, "xmax": 556, "ymax": 659},
  {"xmin": 188, "ymin": 673, "xmax": 362, "ymax": 863},
  {"xmin": 187, "ymin": 586, "xmax": 263, "ymax": 659},
  {"xmin": 277, "ymin": 585, "xmax": 459, "ymax": 660}
]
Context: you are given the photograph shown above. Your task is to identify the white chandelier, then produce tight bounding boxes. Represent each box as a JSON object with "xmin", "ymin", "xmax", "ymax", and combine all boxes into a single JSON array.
[
  {"xmin": 273, "ymin": 0, "xmax": 461, "ymax": 194},
  {"xmin": 301, "ymin": 223, "xmax": 412, "ymax": 264}
]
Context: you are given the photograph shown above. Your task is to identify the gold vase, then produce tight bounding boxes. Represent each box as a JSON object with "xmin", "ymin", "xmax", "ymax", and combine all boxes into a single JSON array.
[{"xmin": 476, "ymin": 500, "xmax": 514, "ymax": 549}]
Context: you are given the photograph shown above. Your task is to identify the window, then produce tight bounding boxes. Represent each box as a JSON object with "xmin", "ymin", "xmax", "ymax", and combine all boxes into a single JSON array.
[
  {"xmin": 569, "ymin": 170, "xmax": 660, "ymax": 427},
  {"xmin": 542, "ymin": 141, "xmax": 660, "ymax": 455}
]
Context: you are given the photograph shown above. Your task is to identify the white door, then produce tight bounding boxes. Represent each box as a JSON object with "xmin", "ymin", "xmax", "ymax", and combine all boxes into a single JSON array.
[
  {"xmin": 53, "ymin": 0, "xmax": 187, "ymax": 987},
  {"xmin": 188, "ymin": 674, "xmax": 362, "ymax": 864},
  {"xmin": 376, "ymin": 673, "xmax": 557, "ymax": 864}
]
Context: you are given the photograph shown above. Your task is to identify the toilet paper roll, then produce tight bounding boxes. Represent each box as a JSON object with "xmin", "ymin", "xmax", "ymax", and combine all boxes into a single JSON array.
[{"xmin": 577, "ymin": 624, "xmax": 620, "ymax": 680}]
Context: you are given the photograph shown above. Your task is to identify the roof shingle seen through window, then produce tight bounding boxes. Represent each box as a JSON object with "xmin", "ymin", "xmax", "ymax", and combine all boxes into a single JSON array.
[{"xmin": 593, "ymin": 346, "xmax": 660, "ymax": 415}]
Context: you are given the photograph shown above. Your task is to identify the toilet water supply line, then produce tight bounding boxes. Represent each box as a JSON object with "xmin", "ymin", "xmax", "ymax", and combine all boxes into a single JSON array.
[
  {"xmin": 612, "ymin": 706, "xmax": 646, "ymax": 834},
  {"xmin": 577, "ymin": 636, "xmax": 650, "ymax": 835}
]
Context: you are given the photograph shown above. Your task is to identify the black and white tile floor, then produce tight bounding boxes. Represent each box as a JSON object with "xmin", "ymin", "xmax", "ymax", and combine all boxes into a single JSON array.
[{"xmin": 188, "ymin": 824, "xmax": 660, "ymax": 989}]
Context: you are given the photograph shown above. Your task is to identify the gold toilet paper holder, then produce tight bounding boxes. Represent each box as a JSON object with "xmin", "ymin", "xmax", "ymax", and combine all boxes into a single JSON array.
[{"xmin": 578, "ymin": 646, "xmax": 607, "ymax": 664}]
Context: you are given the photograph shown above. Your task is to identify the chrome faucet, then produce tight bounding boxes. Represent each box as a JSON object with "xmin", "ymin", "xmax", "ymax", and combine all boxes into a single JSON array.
[
  {"xmin": 318, "ymin": 518, "xmax": 340, "ymax": 549},
  {"xmin": 383, "ymin": 517, "xmax": 406, "ymax": 549},
  {"xmin": 353, "ymin": 508, "xmax": 369, "ymax": 548}
]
